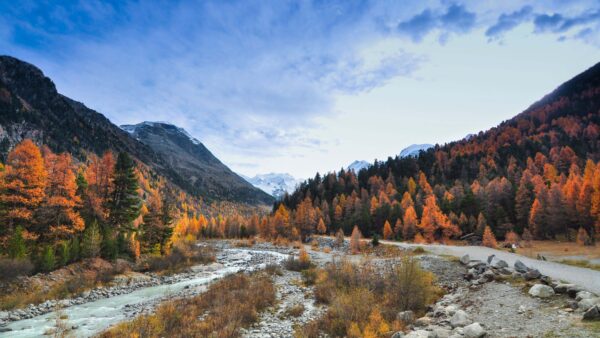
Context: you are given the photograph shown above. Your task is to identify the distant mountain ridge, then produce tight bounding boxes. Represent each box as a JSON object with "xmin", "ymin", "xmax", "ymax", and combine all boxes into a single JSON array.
[
  {"xmin": 0, "ymin": 55, "xmax": 273, "ymax": 205},
  {"xmin": 243, "ymin": 173, "xmax": 299, "ymax": 199},
  {"xmin": 399, "ymin": 144, "xmax": 434, "ymax": 158},
  {"xmin": 121, "ymin": 122, "xmax": 273, "ymax": 204},
  {"xmin": 346, "ymin": 160, "xmax": 370, "ymax": 172}
]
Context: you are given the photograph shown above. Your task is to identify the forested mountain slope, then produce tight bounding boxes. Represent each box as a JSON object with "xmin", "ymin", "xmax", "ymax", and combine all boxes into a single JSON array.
[{"xmin": 280, "ymin": 62, "xmax": 600, "ymax": 243}]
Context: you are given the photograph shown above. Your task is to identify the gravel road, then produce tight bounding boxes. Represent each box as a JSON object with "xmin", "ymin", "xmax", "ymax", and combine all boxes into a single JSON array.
[{"xmin": 381, "ymin": 240, "xmax": 600, "ymax": 294}]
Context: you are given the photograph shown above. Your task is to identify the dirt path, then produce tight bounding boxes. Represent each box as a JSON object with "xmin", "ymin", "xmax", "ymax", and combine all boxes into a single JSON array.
[{"xmin": 380, "ymin": 239, "xmax": 600, "ymax": 294}]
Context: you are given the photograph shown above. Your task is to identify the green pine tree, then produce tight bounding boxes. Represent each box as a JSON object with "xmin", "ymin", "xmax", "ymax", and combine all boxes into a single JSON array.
[
  {"xmin": 82, "ymin": 221, "xmax": 102, "ymax": 258},
  {"xmin": 69, "ymin": 236, "xmax": 81, "ymax": 263},
  {"xmin": 8, "ymin": 226, "xmax": 27, "ymax": 259},
  {"xmin": 57, "ymin": 241, "xmax": 70, "ymax": 267},
  {"xmin": 107, "ymin": 152, "xmax": 141, "ymax": 232},
  {"xmin": 40, "ymin": 246, "xmax": 56, "ymax": 272}
]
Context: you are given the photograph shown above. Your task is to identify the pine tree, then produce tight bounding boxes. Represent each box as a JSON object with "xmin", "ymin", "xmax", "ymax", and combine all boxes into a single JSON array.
[
  {"xmin": 7, "ymin": 225, "xmax": 27, "ymax": 259},
  {"xmin": 82, "ymin": 221, "xmax": 102, "ymax": 258},
  {"xmin": 0, "ymin": 140, "xmax": 47, "ymax": 235},
  {"xmin": 108, "ymin": 152, "xmax": 141, "ymax": 233},
  {"xmin": 40, "ymin": 245, "xmax": 56, "ymax": 272}
]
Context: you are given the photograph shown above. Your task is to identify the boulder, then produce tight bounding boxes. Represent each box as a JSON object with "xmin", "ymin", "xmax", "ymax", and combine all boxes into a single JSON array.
[
  {"xmin": 445, "ymin": 304, "xmax": 458, "ymax": 316},
  {"xmin": 524, "ymin": 269, "xmax": 541, "ymax": 280},
  {"xmin": 487, "ymin": 255, "xmax": 495, "ymax": 264},
  {"xmin": 576, "ymin": 291, "xmax": 596, "ymax": 301},
  {"xmin": 583, "ymin": 305, "xmax": 600, "ymax": 321},
  {"xmin": 397, "ymin": 310, "xmax": 415, "ymax": 324},
  {"xmin": 432, "ymin": 327, "xmax": 452, "ymax": 338},
  {"xmin": 514, "ymin": 260, "xmax": 528, "ymax": 273},
  {"xmin": 528, "ymin": 284, "xmax": 555, "ymax": 298},
  {"xmin": 460, "ymin": 254, "xmax": 470, "ymax": 265},
  {"xmin": 391, "ymin": 332, "xmax": 405, "ymax": 338},
  {"xmin": 404, "ymin": 330, "xmax": 430, "ymax": 338},
  {"xmin": 578, "ymin": 298, "xmax": 600, "ymax": 311},
  {"xmin": 491, "ymin": 259, "xmax": 508, "ymax": 269},
  {"xmin": 450, "ymin": 310, "xmax": 471, "ymax": 328},
  {"xmin": 553, "ymin": 283, "xmax": 576, "ymax": 294},
  {"xmin": 463, "ymin": 323, "xmax": 486, "ymax": 338},
  {"xmin": 481, "ymin": 270, "xmax": 495, "ymax": 282},
  {"xmin": 414, "ymin": 316, "xmax": 432, "ymax": 327},
  {"xmin": 567, "ymin": 285, "xmax": 585, "ymax": 298}
]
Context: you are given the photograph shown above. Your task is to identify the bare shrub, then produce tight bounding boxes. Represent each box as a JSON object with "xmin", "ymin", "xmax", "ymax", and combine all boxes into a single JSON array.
[{"xmin": 0, "ymin": 258, "xmax": 34, "ymax": 282}]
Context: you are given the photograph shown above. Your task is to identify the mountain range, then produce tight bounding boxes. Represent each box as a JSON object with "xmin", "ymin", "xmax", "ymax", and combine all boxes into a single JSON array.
[
  {"xmin": 0, "ymin": 55, "xmax": 273, "ymax": 205},
  {"xmin": 242, "ymin": 173, "xmax": 300, "ymax": 199}
]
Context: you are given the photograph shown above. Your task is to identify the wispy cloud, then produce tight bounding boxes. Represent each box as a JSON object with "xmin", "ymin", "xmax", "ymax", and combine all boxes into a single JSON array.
[
  {"xmin": 486, "ymin": 6, "xmax": 533, "ymax": 40},
  {"xmin": 396, "ymin": 4, "xmax": 476, "ymax": 43}
]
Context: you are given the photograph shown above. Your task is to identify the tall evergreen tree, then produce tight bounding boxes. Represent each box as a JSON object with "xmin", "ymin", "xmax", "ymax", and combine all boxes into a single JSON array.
[{"xmin": 107, "ymin": 152, "xmax": 141, "ymax": 232}]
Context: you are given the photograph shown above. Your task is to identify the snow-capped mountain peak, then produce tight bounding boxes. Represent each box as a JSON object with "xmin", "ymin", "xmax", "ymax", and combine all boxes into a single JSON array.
[
  {"xmin": 346, "ymin": 160, "xmax": 370, "ymax": 172},
  {"xmin": 399, "ymin": 144, "xmax": 433, "ymax": 158},
  {"xmin": 243, "ymin": 173, "xmax": 300, "ymax": 199}
]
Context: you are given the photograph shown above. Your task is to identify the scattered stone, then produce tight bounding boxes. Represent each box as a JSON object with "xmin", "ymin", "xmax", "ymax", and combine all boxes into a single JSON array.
[
  {"xmin": 432, "ymin": 327, "xmax": 452, "ymax": 338},
  {"xmin": 0, "ymin": 327, "xmax": 12, "ymax": 333},
  {"xmin": 391, "ymin": 332, "xmax": 404, "ymax": 338},
  {"xmin": 524, "ymin": 269, "xmax": 541, "ymax": 280},
  {"xmin": 460, "ymin": 254, "xmax": 470, "ymax": 265},
  {"xmin": 463, "ymin": 322, "xmax": 486, "ymax": 338},
  {"xmin": 404, "ymin": 330, "xmax": 430, "ymax": 338},
  {"xmin": 553, "ymin": 283, "xmax": 576, "ymax": 294},
  {"xmin": 578, "ymin": 298, "xmax": 600, "ymax": 311},
  {"xmin": 576, "ymin": 291, "xmax": 596, "ymax": 301},
  {"xmin": 397, "ymin": 310, "xmax": 415, "ymax": 324},
  {"xmin": 514, "ymin": 260, "xmax": 528, "ymax": 273},
  {"xmin": 414, "ymin": 316, "xmax": 432, "ymax": 327},
  {"xmin": 491, "ymin": 259, "xmax": 508, "ymax": 269},
  {"xmin": 528, "ymin": 284, "xmax": 555, "ymax": 298},
  {"xmin": 583, "ymin": 305, "xmax": 600, "ymax": 321},
  {"xmin": 487, "ymin": 255, "xmax": 495, "ymax": 264},
  {"xmin": 450, "ymin": 310, "xmax": 471, "ymax": 328}
]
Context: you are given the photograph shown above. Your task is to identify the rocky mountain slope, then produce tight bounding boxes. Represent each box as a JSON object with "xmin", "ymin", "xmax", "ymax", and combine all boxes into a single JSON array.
[
  {"xmin": 0, "ymin": 55, "xmax": 273, "ymax": 205},
  {"xmin": 122, "ymin": 122, "xmax": 273, "ymax": 204}
]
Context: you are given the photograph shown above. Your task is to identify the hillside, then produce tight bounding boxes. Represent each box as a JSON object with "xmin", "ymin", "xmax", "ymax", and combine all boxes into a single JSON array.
[
  {"xmin": 122, "ymin": 122, "xmax": 273, "ymax": 204},
  {"xmin": 0, "ymin": 55, "xmax": 273, "ymax": 205},
  {"xmin": 280, "ymin": 61, "xmax": 600, "ymax": 242}
]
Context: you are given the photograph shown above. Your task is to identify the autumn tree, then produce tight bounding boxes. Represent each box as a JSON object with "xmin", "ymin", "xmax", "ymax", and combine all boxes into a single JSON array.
[
  {"xmin": 83, "ymin": 152, "xmax": 115, "ymax": 223},
  {"xmin": 350, "ymin": 225, "xmax": 362, "ymax": 254},
  {"xmin": 418, "ymin": 196, "xmax": 460, "ymax": 243},
  {"xmin": 402, "ymin": 206, "xmax": 418, "ymax": 241},
  {"xmin": 82, "ymin": 220, "xmax": 102, "ymax": 258},
  {"xmin": 37, "ymin": 151, "xmax": 84, "ymax": 241},
  {"xmin": 0, "ymin": 140, "xmax": 47, "ymax": 236},
  {"xmin": 482, "ymin": 226, "xmax": 497, "ymax": 248},
  {"xmin": 382, "ymin": 220, "xmax": 393, "ymax": 240},
  {"xmin": 317, "ymin": 217, "xmax": 327, "ymax": 234}
]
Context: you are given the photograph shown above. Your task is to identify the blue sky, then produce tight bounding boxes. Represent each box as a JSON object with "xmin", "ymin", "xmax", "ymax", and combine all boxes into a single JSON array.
[{"xmin": 1, "ymin": 1, "xmax": 600, "ymax": 178}]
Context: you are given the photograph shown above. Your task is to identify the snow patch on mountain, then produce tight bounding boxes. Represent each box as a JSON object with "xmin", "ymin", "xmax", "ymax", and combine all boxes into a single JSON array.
[
  {"xmin": 121, "ymin": 122, "xmax": 201, "ymax": 145},
  {"xmin": 347, "ymin": 160, "xmax": 370, "ymax": 172},
  {"xmin": 399, "ymin": 144, "xmax": 433, "ymax": 158},
  {"xmin": 243, "ymin": 173, "xmax": 300, "ymax": 199}
]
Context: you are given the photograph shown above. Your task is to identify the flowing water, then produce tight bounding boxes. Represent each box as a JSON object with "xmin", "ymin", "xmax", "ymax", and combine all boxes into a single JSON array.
[{"xmin": 2, "ymin": 248, "xmax": 289, "ymax": 338}]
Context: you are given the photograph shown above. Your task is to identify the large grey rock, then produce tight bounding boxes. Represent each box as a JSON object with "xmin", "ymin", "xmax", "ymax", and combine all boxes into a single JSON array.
[
  {"xmin": 524, "ymin": 269, "xmax": 541, "ymax": 280},
  {"xmin": 567, "ymin": 285, "xmax": 585, "ymax": 298},
  {"xmin": 414, "ymin": 316, "xmax": 432, "ymax": 327},
  {"xmin": 514, "ymin": 260, "xmax": 528, "ymax": 273},
  {"xmin": 450, "ymin": 310, "xmax": 471, "ymax": 328},
  {"xmin": 491, "ymin": 259, "xmax": 508, "ymax": 269},
  {"xmin": 487, "ymin": 255, "xmax": 495, "ymax": 264},
  {"xmin": 578, "ymin": 298, "xmax": 600, "ymax": 311},
  {"xmin": 397, "ymin": 310, "xmax": 415, "ymax": 324},
  {"xmin": 460, "ymin": 254, "xmax": 470, "ymax": 265},
  {"xmin": 583, "ymin": 305, "xmax": 600, "ymax": 321},
  {"xmin": 432, "ymin": 327, "xmax": 452, "ymax": 338},
  {"xmin": 404, "ymin": 330, "xmax": 431, "ymax": 338},
  {"xmin": 553, "ymin": 283, "xmax": 576, "ymax": 294},
  {"xmin": 528, "ymin": 284, "xmax": 555, "ymax": 298},
  {"xmin": 576, "ymin": 291, "xmax": 596, "ymax": 301},
  {"xmin": 463, "ymin": 323, "xmax": 486, "ymax": 338}
]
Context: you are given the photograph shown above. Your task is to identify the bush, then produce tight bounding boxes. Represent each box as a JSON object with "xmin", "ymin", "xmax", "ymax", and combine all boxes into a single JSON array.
[
  {"xmin": 101, "ymin": 272, "xmax": 275, "ymax": 337},
  {"xmin": 284, "ymin": 248, "xmax": 313, "ymax": 272},
  {"xmin": 285, "ymin": 304, "xmax": 305, "ymax": 318},
  {"xmin": 371, "ymin": 235, "xmax": 380, "ymax": 247},
  {"xmin": 144, "ymin": 242, "xmax": 215, "ymax": 273},
  {"xmin": 0, "ymin": 258, "xmax": 34, "ymax": 282},
  {"xmin": 7, "ymin": 226, "xmax": 27, "ymax": 259},
  {"xmin": 298, "ymin": 257, "xmax": 440, "ymax": 337}
]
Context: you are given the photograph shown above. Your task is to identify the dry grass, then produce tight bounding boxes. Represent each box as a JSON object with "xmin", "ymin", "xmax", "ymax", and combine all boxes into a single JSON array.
[
  {"xmin": 284, "ymin": 304, "xmax": 305, "ymax": 318},
  {"xmin": 100, "ymin": 272, "xmax": 275, "ymax": 338},
  {"xmin": 233, "ymin": 238, "xmax": 256, "ymax": 248},
  {"xmin": 298, "ymin": 256, "xmax": 441, "ymax": 337},
  {"xmin": 142, "ymin": 241, "xmax": 215, "ymax": 274},
  {"xmin": 558, "ymin": 259, "xmax": 600, "ymax": 271},
  {"xmin": 516, "ymin": 241, "xmax": 600, "ymax": 260}
]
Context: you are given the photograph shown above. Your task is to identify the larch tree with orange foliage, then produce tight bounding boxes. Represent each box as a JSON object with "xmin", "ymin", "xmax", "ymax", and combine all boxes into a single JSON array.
[
  {"xmin": 37, "ymin": 151, "xmax": 84, "ymax": 241},
  {"xmin": 350, "ymin": 225, "xmax": 362, "ymax": 254},
  {"xmin": 382, "ymin": 220, "xmax": 393, "ymax": 240},
  {"xmin": 0, "ymin": 140, "xmax": 47, "ymax": 236},
  {"xmin": 402, "ymin": 206, "xmax": 418, "ymax": 240},
  {"xmin": 482, "ymin": 226, "xmax": 497, "ymax": 248},
  {"xmin": 418, "ymin": 196, "xmax": 460, "ymax": 243},
  {"xmin": 83, "ymin": 152, "xmax": 115, "ymax": 223},
  {"xmin": 317, "ymin": 217, "xmax": 327, "ymax": 234}
]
